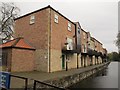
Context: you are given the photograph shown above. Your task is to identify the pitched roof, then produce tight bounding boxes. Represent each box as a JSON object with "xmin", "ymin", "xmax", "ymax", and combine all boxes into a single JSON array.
[
  {"xmin": 92, "ymin": 37, "xmax": 103, "ymax": 45},
  {"xmin": 0, "ymin": 37, "xmax": 35, "ymax": 50},
  {"xmin": 81, "ymin": 28, "xmax": 88, "ymax": 34},
  {"xmin": 15, "ymin": 5, "xmax": 75, "ymax": 25}
]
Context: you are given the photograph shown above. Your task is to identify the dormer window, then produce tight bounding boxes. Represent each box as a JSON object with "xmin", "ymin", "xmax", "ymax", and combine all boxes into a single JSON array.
[
  {"xmin": 30, "ymin": 15, "xmax": 35, "ymax": 24},
  {"xmin": 68, "ymin": 22, "xmax": 71, "ymax": 31},
  {"xmin": 54, "ymin": 14, "xmax": 58, "ymax": 23}
]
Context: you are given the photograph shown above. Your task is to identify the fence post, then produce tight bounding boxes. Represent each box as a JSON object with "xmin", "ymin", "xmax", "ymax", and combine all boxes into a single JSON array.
[
  {"xmin": 10, "ymin": 75, "xmax": 28, "ymax": 90},
  {"xmin": 33, "ymin": 80, "xmax": 36, "ymax": 90},
  {"xmin": 25, "ymin": 78, "xmax": 28, "ymax": 90}
]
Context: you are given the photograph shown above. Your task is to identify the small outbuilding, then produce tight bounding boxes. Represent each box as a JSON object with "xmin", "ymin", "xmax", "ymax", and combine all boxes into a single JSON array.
[{"xmin": 0, "ymin": 37, "xmax": 35, "ymax": 72}]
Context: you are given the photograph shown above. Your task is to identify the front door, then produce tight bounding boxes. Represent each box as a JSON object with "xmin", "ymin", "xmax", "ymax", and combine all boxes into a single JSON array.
[
  {"xmin": 84, "ymin": 56, "xmax": 86, "ymax": 67},
  {"xmin": 62, "ymin": 55, "xmax": 65, "ymax": 69}
]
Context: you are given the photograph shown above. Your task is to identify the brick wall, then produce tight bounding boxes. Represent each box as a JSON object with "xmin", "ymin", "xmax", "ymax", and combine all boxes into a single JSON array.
[
  {"xmin": 14, "ymin": 8, "xmax": 51, "ymax": 72},
  {"xmin": 11, "ymin": 48, "xmax": 35, "ymax": 72},
  {"xmin": 2, "ymin": 48, "xmax": 12, "ymax": 71},
  {"xmin": 50, "ymin": 9, "xmax": 77, "ymax": 72},
  {"xmin": 98, "ymin": 43, "xmax": 103, "ymax": 52},
  {"xmin": 50, "ymin": 10, "xmax": 76, "ymax": 50},
  {"xmin": 14, "ymin": 9, "xmax": 49, "ymax": 49},
  {"xmin": 94, "ymin": 38, "xmax": 103, "ymax": 52},
  {"xmin": 80, "ymin": 29, "xmax": 88, "ymax": 53}
]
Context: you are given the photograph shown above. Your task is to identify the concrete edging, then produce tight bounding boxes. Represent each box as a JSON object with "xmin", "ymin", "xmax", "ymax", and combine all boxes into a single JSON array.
[{"xmin": 35, "ymin": 62, "xmax": 110, "ymax": 88}]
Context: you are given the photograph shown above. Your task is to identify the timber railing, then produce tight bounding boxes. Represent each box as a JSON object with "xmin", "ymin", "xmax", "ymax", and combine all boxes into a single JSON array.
[
  {"xmin": 10, "ymin": 74, "xmax": 28, "ymax": 90},
  {"xmin": 10, "ymin": 74, "xmax": 66, "ymax": 90}
]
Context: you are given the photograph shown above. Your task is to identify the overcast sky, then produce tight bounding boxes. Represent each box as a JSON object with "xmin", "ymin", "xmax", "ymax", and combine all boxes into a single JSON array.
[{"xmin": 9, "ymin": 0, "xmax": 118, "ymax": 53}]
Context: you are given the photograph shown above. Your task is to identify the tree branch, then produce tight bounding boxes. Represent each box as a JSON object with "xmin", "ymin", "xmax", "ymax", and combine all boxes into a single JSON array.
[
  {"xmin": 1, "ymin": 7, "xmax": 14, "ymax": 31},
  {"xmin": 0, "ymin": 2, "xmax": 20, "ymax": 43}
]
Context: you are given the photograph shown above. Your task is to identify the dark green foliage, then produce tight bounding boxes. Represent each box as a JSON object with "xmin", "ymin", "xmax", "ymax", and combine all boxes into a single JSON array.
[
  {"xmin": 108, "ymin": 52, "xmax": 120, "ymax": 62},
  {"xmin": 116, "ymin": 30, "xmax": 120, "ymax": 53}
]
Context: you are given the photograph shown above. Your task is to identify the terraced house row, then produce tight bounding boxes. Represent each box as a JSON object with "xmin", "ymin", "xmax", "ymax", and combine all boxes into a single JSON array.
[{"xmin": 1, "ymin": 5, "xmax": 107, "ymax": 72}]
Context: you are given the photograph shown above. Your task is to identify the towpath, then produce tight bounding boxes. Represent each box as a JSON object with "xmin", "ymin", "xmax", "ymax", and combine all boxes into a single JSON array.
[{"xmin": 10, "ymin": 62, "xmax": 109, "ymax": 88}]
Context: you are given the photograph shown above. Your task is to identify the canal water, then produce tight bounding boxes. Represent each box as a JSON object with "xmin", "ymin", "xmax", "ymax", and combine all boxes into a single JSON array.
[{"xmin": 69, "ymin": 62, "xmax": 119, "ymax": 90}]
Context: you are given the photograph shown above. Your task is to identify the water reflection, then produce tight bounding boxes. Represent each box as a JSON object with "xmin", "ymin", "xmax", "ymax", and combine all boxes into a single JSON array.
[
  {"xmin": 69, "ymin": 62, "xmax": 119, "ymax": 89},
  {"xmin": 96, "ymin": 68, "xmax": 108, "ymax": 76}
]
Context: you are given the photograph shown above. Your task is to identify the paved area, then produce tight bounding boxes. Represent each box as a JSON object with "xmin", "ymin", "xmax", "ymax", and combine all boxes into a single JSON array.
[{"xmin": 10, "ymin": 63, "xmax": 108, "ymax": 88}]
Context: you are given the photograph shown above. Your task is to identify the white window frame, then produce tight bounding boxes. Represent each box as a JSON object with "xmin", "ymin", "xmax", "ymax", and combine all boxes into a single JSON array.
[
  {"xmin": 54, "ymin": 14, "xmax": 58, "ymax": 23},
  {"xmin": 30, "ymin": 15, "xmax": 35, "ymax": 24},
  {"xmin": 66, "ymin": 37, "xmax": 73, "ymax": 50},
  {"xmin": 68, "ymin": 22, "xmax": 72, "ymax": 31}
]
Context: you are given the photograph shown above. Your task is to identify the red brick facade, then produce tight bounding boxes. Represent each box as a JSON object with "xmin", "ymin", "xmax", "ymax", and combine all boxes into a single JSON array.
[
  {"xmin": 80, "ymin": 29, "xmax": 88, "ymax": 53},
  {"xmin": 50, "ymin": 10, "xmax": 76, "ymax": 50},
  {"xmin": 14, "ymin": 6, "xmax": 77, "ymax": 72},
  {"xmin": 11, "ymin": 48, "xmax": 35, "ymax": 72},
  {"xmin": 14, "ymin": 8, "xmax": 49, "ymax": 49},
  {"xmin": 1, "ymin": 6, "xmax": 107, "ymax": 72}
]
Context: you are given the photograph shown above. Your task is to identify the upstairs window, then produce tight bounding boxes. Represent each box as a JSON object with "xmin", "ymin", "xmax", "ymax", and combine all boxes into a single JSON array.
[
  {"xmin": 66, "ymin": 37, "xmax": 73, "ymax": 50},
  {"xmin": 54, "ymin": 14, "xmax": 58, "ymax": 23},
  {"xmin": 68, "ymin": 22, "xmax": 71, "ymax": 31},
  {"xmin": 30, "ymin": 15, "xmax": 35, "ymax": 24}
]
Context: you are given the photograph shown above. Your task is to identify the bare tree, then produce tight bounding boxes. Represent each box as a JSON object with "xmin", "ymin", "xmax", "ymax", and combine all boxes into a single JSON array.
[
  {"xmin": 116, "ymin": 30, "xmax": 120, "ymax": 53},
  {"xmin": 0, "ymin": 2, "xmax": 20, "ymax": 44}
]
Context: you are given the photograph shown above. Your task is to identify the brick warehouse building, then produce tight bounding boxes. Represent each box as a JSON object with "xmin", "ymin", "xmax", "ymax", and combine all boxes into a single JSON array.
[
  {"xmin": 1, "ymin": 5, "xmax": 107, "ymax": 72},
  {"xmin": 14, "ymin": 5, "xmax": 78, "ymax": 72},
  {"xmin": 75, "ymin": 22, "xmax": 107, "ymax": 68}
]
